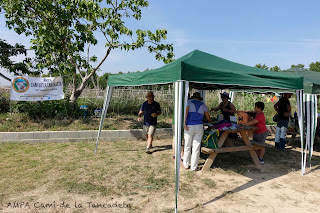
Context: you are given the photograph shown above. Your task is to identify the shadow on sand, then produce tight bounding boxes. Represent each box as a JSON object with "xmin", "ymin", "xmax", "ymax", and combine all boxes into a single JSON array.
[{"xmin": 184, "ymin": 137, "xmax": 320, "ymax": 212}]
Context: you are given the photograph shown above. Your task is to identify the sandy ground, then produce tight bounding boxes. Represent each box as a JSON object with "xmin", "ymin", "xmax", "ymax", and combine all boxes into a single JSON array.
[{"xmin": 1, "ymin": 136, "xmax": 320, "ymax": 213}]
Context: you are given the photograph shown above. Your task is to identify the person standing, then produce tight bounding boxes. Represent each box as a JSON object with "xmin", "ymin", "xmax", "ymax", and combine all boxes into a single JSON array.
[
  {"xmin": 138, "ymin": 91, "xmax": 161, "ymax": 154},
  {"xmin": 184, "ymin": 92, "xmax": 212, "ymax": 171},
  {"xmin": 274, "ymin": 93, "xmax": 292, "ymax": 149},
  {"xmin": 211, "ymin": 92, "xmax": 237, "ymax": 121}
]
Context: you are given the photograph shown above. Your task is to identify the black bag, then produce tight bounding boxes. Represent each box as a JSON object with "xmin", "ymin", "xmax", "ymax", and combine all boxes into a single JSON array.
[{"xmin": 273, "ymin": 114, "xmax": 278, "ymax": 122}]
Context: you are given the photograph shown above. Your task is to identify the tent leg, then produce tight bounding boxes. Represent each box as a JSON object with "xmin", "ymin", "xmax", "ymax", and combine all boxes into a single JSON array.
[
  {"xmin": 304, "ymin": 94, "xmax": 311, "ymax": 172},
  {"xmin": 198, "ymin": 89, "xmax": 205, "ymax": 102},
  {"xmin": 296, "ymin": 90, "xmax": 305, "ymax": 175},
  {"xmin": 230, "ymin": 91, "xmax": 235, "ymax": 103},
  {"xmin": 174, "ymin": 81, "xmax": 189, "ymax": 213},
  {"xmin": 95, "ymin": 86, "xmax": 113, "ymax": 154},
  {"xmin": 310, "ymin": 95, "xmax": 317, "ymax": 161}
]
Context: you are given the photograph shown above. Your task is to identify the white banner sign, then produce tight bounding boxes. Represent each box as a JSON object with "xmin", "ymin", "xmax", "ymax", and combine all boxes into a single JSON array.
[{"xmin": 10, "ymin": 76, "xmax": 64, "ymax": 101}]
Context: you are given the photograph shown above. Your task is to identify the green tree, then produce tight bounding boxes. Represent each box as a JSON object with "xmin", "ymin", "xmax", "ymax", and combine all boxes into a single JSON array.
[
  {"xmin": 0, "ymin": 0, "xmax": 174, "ymax": 105},
  {"xmin": 0, "ymin": 39, "xmax": 39, "ymax": 81},
  {"xmin": 270, "ymin": 66, "xmax": 281, "ymax": 72},
  {"xmin": 291, "ymin": 64, "xmax": 305, "ymax": 69},
  {"xmin": 98, "ymin": 73, "xmax": 110, "ymax": 90},
  {"xmin": 309, "ymin": 62, "xmax": 320, "ymax": 72},
  {"xmin": 255, "ymin": 63, "xmax": 269, "ymax": 70}
]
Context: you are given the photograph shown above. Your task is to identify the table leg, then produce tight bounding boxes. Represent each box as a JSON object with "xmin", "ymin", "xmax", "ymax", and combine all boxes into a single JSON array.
[
  {"xmin": 240, "ymin": 131, "xmax": 263, "ymax": 170},
  {"xmin": 287, "ymin": 134, "xmax": 296, "ymax": 146},
  {"xmin": 201, "ymin": 131, "xmax": 229, "ymax": 171},
  {"xmin": 217, "ymin": 131, "xmax": 229, "ymax": 147},
  {"xmin": 202, "ymin": 152, "xmax": 218, "ymax": 171}
]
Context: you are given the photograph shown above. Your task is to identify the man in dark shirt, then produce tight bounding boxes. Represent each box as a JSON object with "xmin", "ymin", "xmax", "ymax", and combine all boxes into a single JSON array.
[
  {"xmin": 274, "ymin": 93, "xmax": 292, "ymax": 149},
  {"xmin": 138, "ymin": 91, "xmax": 161, "ymax": 153}
]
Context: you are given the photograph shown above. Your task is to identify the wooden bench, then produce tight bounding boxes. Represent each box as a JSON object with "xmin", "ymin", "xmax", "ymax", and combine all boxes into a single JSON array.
[
  {"xmin": 201, "ymin": 145, "xmax": 254, "ymax": 154},
  {"xmin": 250, "ymin": 140, "xmax": 272, "ymax": 149}
]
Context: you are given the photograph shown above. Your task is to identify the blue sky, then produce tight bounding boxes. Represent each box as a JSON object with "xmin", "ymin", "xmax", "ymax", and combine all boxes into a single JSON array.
[{"xmin": 1, "ymin": 0, "xmax": 320, "ymax": 86}]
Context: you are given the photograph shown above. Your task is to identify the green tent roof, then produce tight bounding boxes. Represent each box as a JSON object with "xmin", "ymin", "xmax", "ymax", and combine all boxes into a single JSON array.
[
  {"xmin": 108, "ymin": 50, "xmax": 303, "ymax": 90},
  {"xmin": 282, "ymin": 68, "xmax": 320, "ymax": 94}
]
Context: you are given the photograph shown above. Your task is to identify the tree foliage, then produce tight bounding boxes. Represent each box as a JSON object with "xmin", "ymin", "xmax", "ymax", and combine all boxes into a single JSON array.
[
  {"xmin": 0, "ymin": 39, "xmax": 39, "ymax": 81},
  {"xmin": 291, "ymin": 64, "xmax": 305, "ymax": 69},
  {"xmin": 255, "ymin": 63, "xmax": 281, "ymax": 72},
  {"xmin": 0, "ymin": 0, "xmax": 174, "ymax": 104},
  {"xmin": 255, "ymin": 63, "xmax": 269, "ymax": 70},
  {"xmin": 309, "ymin": 61, "xmax": 320, "ymax": 72},
  {"xmin": 270, "ymin": 66, "xmax": 281, "ymax": 72}
]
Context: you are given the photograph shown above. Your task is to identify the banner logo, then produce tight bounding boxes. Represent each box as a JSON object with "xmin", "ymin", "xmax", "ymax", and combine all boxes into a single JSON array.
[
  {"xmin": 11, "ymin": 76, "xmax": 64, "ymax": 101},
  {"xmin": 12, "ymin": 77, "xmax": 30, "ymax": 93}
]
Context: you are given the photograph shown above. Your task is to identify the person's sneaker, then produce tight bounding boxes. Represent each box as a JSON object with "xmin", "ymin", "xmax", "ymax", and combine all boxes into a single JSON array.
[
  {"xmin": 145, "ymin": 147, "xmax": 151, "ymax": 154},
  {"xmin": 258, "ymin": 157, "xmax": 264, "ymax": 164}
]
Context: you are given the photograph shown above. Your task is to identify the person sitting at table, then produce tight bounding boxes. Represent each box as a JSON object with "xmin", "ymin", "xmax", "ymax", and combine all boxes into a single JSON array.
[
  {"xmin": 211, "ymin": 92, "xmax": 237, "ymax": 121},
  {"xmin": 184, "ymin": 92, "xmax": 213, "ymax": 171},
  {"xmin": 242, "ymin": 101, "xmax": 268, "ymax": 164}
]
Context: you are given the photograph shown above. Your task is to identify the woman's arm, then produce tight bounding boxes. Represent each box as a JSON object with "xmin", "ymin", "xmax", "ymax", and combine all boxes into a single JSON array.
[
  {"xmin": 211, "ymin": 102, "xmax": 222, "ymax": 111},
  {"xmin": 283, "ymin": 103, "xmax": 291, "ymax": 117},
  {"xmin": 274, "ymin": 101, "xmax": 279, "ymax": 113},
  {"xmin": 229, "ymin": 103, "xmax": 237, "ymax": 114},
  {"xmin": 204, "ymin": 111, "xmax": 213, "ymax": 123}
]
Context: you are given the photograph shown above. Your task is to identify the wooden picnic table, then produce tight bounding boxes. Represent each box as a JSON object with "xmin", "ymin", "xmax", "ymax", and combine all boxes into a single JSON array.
[{"xmin": 201, "ymin": 126, "xmax": 264, "ymax": 171}]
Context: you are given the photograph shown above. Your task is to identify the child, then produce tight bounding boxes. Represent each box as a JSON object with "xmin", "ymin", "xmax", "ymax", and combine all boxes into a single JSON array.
[{"xmin": 242, "ymin": 102, "xmax": 268, "ymax": 163}]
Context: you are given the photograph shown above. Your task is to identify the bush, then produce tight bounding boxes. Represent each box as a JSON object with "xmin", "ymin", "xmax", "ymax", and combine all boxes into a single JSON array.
[
  {"xmin": 0, "ymin": 96, "xmax": 10, "ymax": 113},
  {"xmin": 13, "ymin": 99, "xmax": 82, "ymax": 120}
]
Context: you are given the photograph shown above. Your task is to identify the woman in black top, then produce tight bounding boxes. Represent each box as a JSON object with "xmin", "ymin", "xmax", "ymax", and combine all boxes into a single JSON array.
[{"xmin": 211, "ymin": 92, "xmax": 237, "ymax": 121}]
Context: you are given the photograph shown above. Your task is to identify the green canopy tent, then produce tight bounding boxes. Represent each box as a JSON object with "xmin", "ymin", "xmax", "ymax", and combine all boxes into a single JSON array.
[
  {"xmin": 282, "ymin": 68, "xmax": 320, "ymax": 94},
  {"xmin": 95, "ymin": 50, "xmax": 304, "ymax": 212},
  {"xmin": 282, "ymin": 68, "xmax": 320, "ymax": 173},
  {"xmin": 106, "ymin": 50, "xmax": 303, "ymax": 90}
]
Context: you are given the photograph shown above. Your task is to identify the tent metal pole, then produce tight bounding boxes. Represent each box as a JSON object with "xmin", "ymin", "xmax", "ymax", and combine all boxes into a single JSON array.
[
  {"xmin": 303, "ymin": 94, "xmax": 311, "ymax": 173},
  {"xmin": 94, "ymin": 86, "xmax": 113, "ymax": 154},
  {"xmin": 174, "ymin": 81, "xmax": 180, "ymax": 213},
  {"xmin": 184, "ymin": 82, "xmax": 190, "ymax": 116},
  {"xmin": 296, "ymin": 90, "xmax": 305, "ymax": 175},
  {"xmin": 174, "ymin": 80, "xmax": 189, "ymax": 213},
  {"xmin": 309, "ymin": 94, "xmax": 316, "ymax": 168},
  {"xmin": 230, "ymin": 91, "xmax": 235, "ymax": 103},
  {"xmin": 310, "ymin": 95, "xmax": 317, "ymax": 160},
  {"xmin": 198, "ymin": 89, "xmax": 205, "ymax": 102}
]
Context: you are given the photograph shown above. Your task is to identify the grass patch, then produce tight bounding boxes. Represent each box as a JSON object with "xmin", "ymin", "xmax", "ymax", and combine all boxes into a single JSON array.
[
  {"xmin": 0, "ymin": 139, "xmax": 175, "ymax": 204},
  {"xmin": 201, "ymin": 178, "xmax": 216, "ymax": 188}
]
